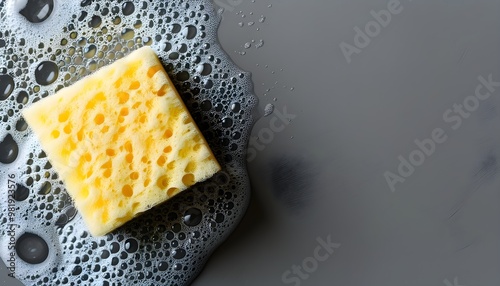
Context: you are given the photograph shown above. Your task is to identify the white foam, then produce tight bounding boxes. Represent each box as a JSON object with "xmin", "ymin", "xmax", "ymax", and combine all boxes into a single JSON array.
[{"xmin": 0, "ymin": 0, "xmax": 257, "ymax": 285}]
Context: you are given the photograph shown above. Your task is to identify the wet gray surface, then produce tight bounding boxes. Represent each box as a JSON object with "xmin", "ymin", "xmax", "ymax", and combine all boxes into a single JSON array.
[{"xmin": 3, "ymin": 0, "xmax": 500, "ymax": 285}]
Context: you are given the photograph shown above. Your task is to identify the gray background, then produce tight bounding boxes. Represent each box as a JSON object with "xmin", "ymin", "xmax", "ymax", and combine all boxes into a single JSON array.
[{"xmin": 4, "ymin": 0, "xmax": 500, "ymax": 285}]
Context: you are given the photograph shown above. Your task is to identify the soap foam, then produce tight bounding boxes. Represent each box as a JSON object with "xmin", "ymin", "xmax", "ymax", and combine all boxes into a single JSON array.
[{"xmin": 0, "ymin": 0, "xmax": 257, "ymax": 285}]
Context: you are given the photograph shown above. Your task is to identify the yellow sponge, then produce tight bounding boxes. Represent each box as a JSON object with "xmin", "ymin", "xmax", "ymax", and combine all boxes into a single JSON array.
[{"xmin": 22, "ymin": 46, "xmax": 221, "ymax": 236}]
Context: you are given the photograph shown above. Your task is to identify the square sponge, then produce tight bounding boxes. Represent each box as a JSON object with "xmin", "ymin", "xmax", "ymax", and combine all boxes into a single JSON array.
[{"xmin": 22, "ymin": 46, "xmax": 221, "ymax": 236}]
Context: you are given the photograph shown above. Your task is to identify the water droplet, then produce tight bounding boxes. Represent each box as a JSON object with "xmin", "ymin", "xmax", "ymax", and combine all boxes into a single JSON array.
[
  {"xmin": 197, "ymin": 63, "xmax": 212, "ymax": 76},
  {"xmin": 264, "ymin": 104, "xmax": 274, "ymax": 117},
  {"xmin": 183, "ymin": 25, "xmax": 197, "ymax": 39},
  {"xmin": 248, "ymin": 21, "xmax": 254, "ymax": 26},
  {"xmin": 72, "ymin": 266, "xmax": 82, "ymax": 275},
  {"xmin": 0, "ymin": 134, "xmax": 19, "ymax": 164},
  {"xmin": 244, "ymin": 42, "xmax": 251, "ymax": 49},
  {"xmin": 222, "ymin": 117, "xmax": 233, "ymax": 128},
  {"xmin": 120, "ymin": 28, "xmax": 135, "ymax": 40},
  {"xmin": 125, "ymin": 238, "xmax": 139, "ymax": 253},
  {"xmin": 172, "ymin": 248, "xmax": 186, "ymax": 259},
  {"xmin": 16, "ymin": 233, "xmax": 49, "ymax": 264},
  {"xmin": 183, "ymin": 208, "xmax": 202, "ymax": 226},
  {"xmin": 200, "ymin": 100, "xmax": 212, "ymax": 111},
  {"xmin": 238, "ymin": 22, "xmax": 244, "ymax": 27},
  {"xmin": 35, "ymin": 61, "xmax": 59, "ymax": 86},
  {"xmin": 122, "ymin": 1, "xmax": 135, "ymax": 16},
  {"xmin": 16, "ymin": 91, "xmax": 28, "ymax": 104},
  {"xmin": 215, "ymin": 213, "xmax": 225, "ymax": 223},
  {"xmin": 255, "ymin": 39, "xmax": 264, "ymax": 49},
  {"xmin": 55, "ymin": 213, "xmax": 68, "ymax": 227},
  {"xmin": 38, "ymin": 181, "xmax": 52, "ymax": 195},
  {"xmin": 16, "ymin": 118, "xmax": 28, "ymax": 131},
  {"xmin": 19, "ymin": 0, "xmax": 54, "ymax": 23},
  {"xmin": 231, "ymin": 103, "xmax": 241, "ymax": 112},
  {"xmin": 84, "ymin": 45, "xmax": 97, "ymax": 58},
  {"xmin": 89, "ymin": 15, "xmax": 102, "ymax": 28},
  {"xmin": 110, "ymin": 242, "xmax": 120, "ymax": 253},
  {"xmin": 0, "ymin": 74, "xmax": 14, "ymax": 100},
  {"xmin": 15, "ymin": 184, "xmax": 30, "ymax": 201},
  {"xmin": 259, "ymin": 15, "xmax": 266, "ymax": 23},
  {"xmin": 158, "ymin": 262, "xmax": 169, "ymax": 271},
  {"xmin": 65, "ymin": 207, "xmax": 77, "ymax": 222}
]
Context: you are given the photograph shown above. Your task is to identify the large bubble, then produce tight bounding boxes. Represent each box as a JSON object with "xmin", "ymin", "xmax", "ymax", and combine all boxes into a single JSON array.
[{"xmin": 0, "ymin": 0, "xmax": 257, "ymax": 285}]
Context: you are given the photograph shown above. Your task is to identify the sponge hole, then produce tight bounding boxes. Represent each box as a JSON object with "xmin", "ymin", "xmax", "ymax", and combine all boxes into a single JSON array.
[
  {"xmin": 122, "ymin": 185, "xmax": 133, "ymax": 197},
  {"xmin": 83, "ymin": 153, "xmax": 92, "ymax": 162},
  {"xmin": 94, "ymin": 114, "xmax": 105, "ymax": 125},
  {"xmin": 167, "ymin": 187, "xmax": 179, "ymax": 197},
  {"xmin": 118, "ymin": 92, "xmax": 129, "ymax": 104},
  {"xmin": 163, "ymin": 146, "xmax": 172, "ymax": 153},
  {"xmin": 126, "ymin": 153, "xmax": 134, "ymax": 163},
  {"xmin": 103, "ymin": 169, "xmax": 112, "ymax": 178},
  {"xmin": 129, "ymin": 81, "xmax": 140, "ymax": 90},
  {"xmin": 124, "ymin": 141, "xmax": 133, "ymax": 153},
  {"xmin": 63, "ymin": 124, "xmax": 72, "ymax": 134},
  {"xmin": 156, "ymin": 175, "xmax": 170, "ymax": 189},
  {"xmin": 157, "ymin": 156, "xmax": 166, "ymax": 166},
  {"xmin": 147, "ymin": 65, "xmax": 162, "ymax": 78},
  {"xmin": 58, "ymin": 110, "xmax": 70, "ymax": 122},
  {"xmin": 163, "ymin": 129, "xmax": 173, "ymax": 139},
  {"xmin": 156, "ymin": 84, "xmax": 169, "ymax": 97},
  {"xmin": 120, "ymin": 107, "xmax": 129, "ymax": 116},
  {"xmin": 106, "ymin": 149, "xmax": 115, "ymax": 156},
  {"xmin": 185, "ymin": 162, "xmax": 196, "ymax": 173},
  {"xmin": 51, "ymin": 130, "xmax": 60, "ymax": 138},
  {"xmin": 130, "ymin": 172, "xmax": 139, "ymax": 180},
  {"xmin": 167, "ymin": 161, "xmax": 175, "ymax": 170},
  {"xmin": 182, "ymin": 174, "xmax": 195, "ymax": 187}
]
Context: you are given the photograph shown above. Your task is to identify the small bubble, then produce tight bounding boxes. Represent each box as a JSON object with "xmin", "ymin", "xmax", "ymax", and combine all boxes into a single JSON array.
[
  {"xmin": 124, "ymin": 238, "xmax": 139, "ymax": 253},
  {"xmin": 158, "ymin": 262, "xmax": 169, "ymax": 271},
  {"xmin": 0, "ymin": 134, "xmax": 19, "ymax": 164},
  {"xmin": 19, "ymin": 0, "xmax": 54, "ymax": 23},
  {"xmin": 122, "ymin": 1, "xmax": 135, "ymax": 16},
  {"xmin": 0, "ymin": 74, "xmax": 14, "ymax": 100},
  {"xmin": 264, "ymin": 104, "xmax": 274, "ymax": 117},
  {"xmin": 16, "ymin": 233, "xmax": 49, "ymax": 264},
  {"xmin": 183, "ymin": 208, "xmax": 202, "ymax": 226},
  {"xmin": 84, "ymin": 45, "xmax": 97, "ymax": 58},
  {"xmin": 14, "ymin": 184, "xmax": 30, "ymax": 201},
  {"xmin": 222, "ymin": 117, "xmax": 233, "ymax": 128},
  {"xmin": 35, "ymin": 61, "xmax": 59, "ymax": 86},
  {"xmin": 172, "ymin": 248, "xmax": 186, "ymax": 259},
  {"xmin": 121, "ymin": 28, "xmax": 135, "ymax": 40},
  {"xmin": 89, "ymin": 15, "xmax": 102, "ymax": 28}
]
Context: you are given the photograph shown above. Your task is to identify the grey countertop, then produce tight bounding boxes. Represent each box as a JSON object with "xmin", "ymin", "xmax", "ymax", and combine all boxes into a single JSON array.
[{"xmin": 3, "ymin": 0, "xmax": 500, "ymax": 285}]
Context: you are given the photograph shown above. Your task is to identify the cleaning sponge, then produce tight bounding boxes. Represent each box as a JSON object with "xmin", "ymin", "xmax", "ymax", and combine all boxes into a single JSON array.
[{"xmin": 22, "ymin": 46, "xmax": 221, "ymax": 236}]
